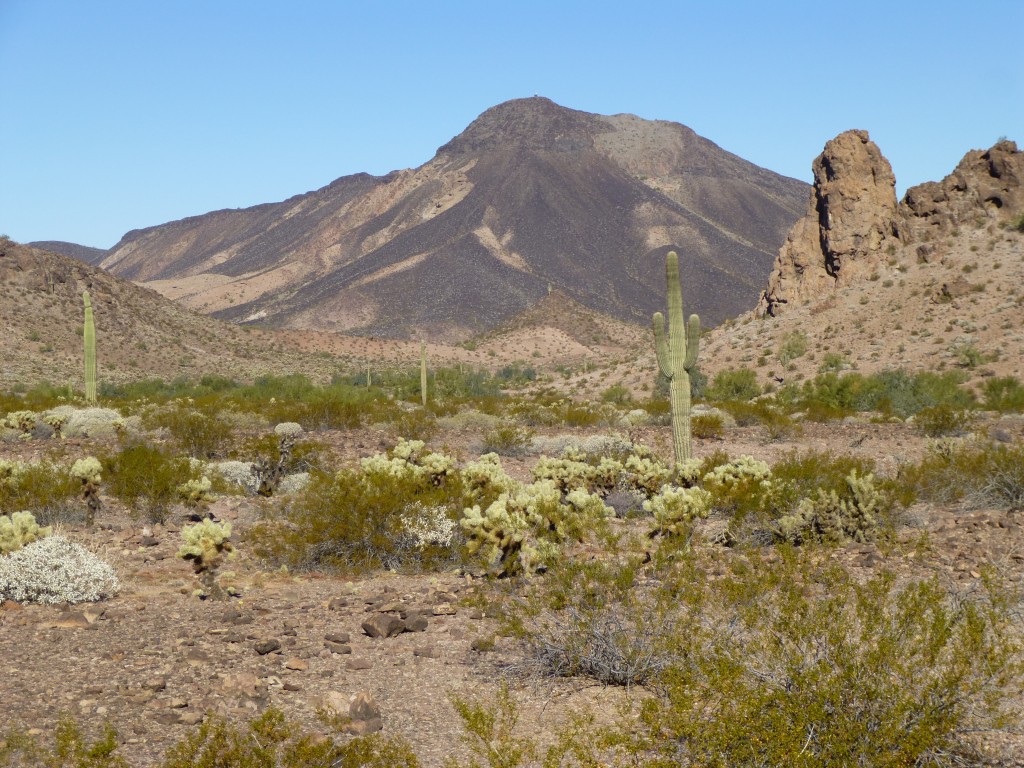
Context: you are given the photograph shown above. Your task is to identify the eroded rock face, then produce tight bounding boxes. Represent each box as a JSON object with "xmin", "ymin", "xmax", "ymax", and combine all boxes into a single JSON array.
[
  {"xmin": 757, "ymin": 134, "xmax": 1024, "ymax": 317},
  {"xmin": 902, "ymin": 140, "xmax": 1023, "ymax": 237},
  {"xmin": 758, "ymin": 130, "xmax": 902, "ymax": 316}
]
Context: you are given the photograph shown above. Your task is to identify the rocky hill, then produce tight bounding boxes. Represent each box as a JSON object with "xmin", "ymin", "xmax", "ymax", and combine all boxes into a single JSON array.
[
  {"xmin": 683, "ymin": 133, "xmax": 1024, "ymax": 391},
  {"xmin": 0, "ymin": 239, "xmax": 313, "ymax": 389},
  {"xmin": 100, "ymin": 97, "xmax": 807, "ymax": 340},
  {"xmin": 27, "ymin": 240, "xmax": 108, "ymax": 266}
]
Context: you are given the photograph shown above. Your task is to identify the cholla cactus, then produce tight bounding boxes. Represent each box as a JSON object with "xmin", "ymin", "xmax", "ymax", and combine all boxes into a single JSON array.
[
  {"xmin": 462, "ymin": 453, "xmax": 519, "ymax": 499},
  {"xmin": 0, "ymin": 511, "xmax": 52, "ymax": 555},
  {"xmin": 177, "ymin": 476, "xmax": 213, "ymax": 507},
  {"xmin": 178, "ymin": 519, "xmax": 235, "ymax": 600},
  {"xmin": 5, "ymin": 411, "xmax": 37, "ymax": 438},
  {"xmin": 0, "ymin": 459, "xmax": 26, "ymax": 487},
  {"xmin": 360, "ymin": 439, "xmax": 456, "ymax": 487},
  {"xmin": 645, "ymin": 486, "xmax": 713, "ymax": 537},
  {"xmin": 703, "ymin": 455, "xmax": 772, "ymax": 491},
  {"xmin": 70, "ymin": 456, "xmax": 102, "ymax": 526},
  {"xmin": 532, "ymin": 454, "xmax": 599, "ymax": 493},
  {"xmin": 256, "ymin": 423, "xmax": 303, "ymax": 497},
  {"xmin": 42, "ymin": 413, "xmax": 68, "ymax": 439},
  {"xmin": 775, "ymin": 470, "xmax": 885, "ymax": 545}
]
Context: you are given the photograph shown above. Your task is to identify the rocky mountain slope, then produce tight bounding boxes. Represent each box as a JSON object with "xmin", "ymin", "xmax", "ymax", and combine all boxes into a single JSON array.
[
  {"xmin": 0, "ymin": 239, "xmax": 307, "ymax": 389},
  {"xmin": 27, "ymin": 240, "xmax": 108, "ymax": 266},
  {"xmin": 100, "ymin": 97, "xmax": 807, "ymax": 340}
]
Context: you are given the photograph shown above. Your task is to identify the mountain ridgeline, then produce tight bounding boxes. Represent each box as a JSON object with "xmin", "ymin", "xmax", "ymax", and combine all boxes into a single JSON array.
[{"xmin": 100, "ymin": 97, "xmax": 808, "ymax": 340}]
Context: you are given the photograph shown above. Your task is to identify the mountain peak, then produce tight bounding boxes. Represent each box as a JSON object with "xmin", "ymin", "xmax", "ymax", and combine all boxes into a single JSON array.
[{"xmin": 438, "ymin": 96, "xmax": 603, "ymax": 155}]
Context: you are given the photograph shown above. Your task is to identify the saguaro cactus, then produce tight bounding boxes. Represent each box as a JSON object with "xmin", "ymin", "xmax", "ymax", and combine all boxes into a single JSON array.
[
  {"xmin": 420, "ymin": 341, "xmax": 428, "ymax": 407},
  {"xmin": 652, "ymin": 251, "xmax": 701, "ymax": 464},
  {"xmin": 82, "ymin": 291, "xmax": 97, "ymax": 403}
]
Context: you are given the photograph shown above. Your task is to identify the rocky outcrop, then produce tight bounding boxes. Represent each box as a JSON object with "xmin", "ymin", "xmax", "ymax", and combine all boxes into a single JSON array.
[
  {"xmin": 758, "ymin": 134, "xmax": 1024, "ymax": 317},
  {"xmin": 757, "ymin": 130, "xmax": 902, "ymax": 317},
  {"xmin": 902, "ymin": 140, "xmax": 1023, "ymax": 237}
]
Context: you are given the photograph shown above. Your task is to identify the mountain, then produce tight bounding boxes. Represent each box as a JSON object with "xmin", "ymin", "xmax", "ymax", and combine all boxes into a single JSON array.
[
  {"xmin": 28, "ymin": 241, "xmax": 108, "ymax": 265},
  {"xmin": 100, "ymin": 97, "xmax": 807, "ymax": 340}
]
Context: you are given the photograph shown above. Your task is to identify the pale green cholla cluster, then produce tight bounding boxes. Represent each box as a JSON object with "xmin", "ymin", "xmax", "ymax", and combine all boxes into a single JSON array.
[
  {"xmin": 0, "ymin": 511, "xmax": 52, "ymax": 555},
  {"xmin": 360, "ymin": 438, "xmax": 456, "ymax": 486},
  {"xmin": 644, "ymin": 486, "xmax": 713, "ymax": 536},
  {"xmin": 177, "ymin": 476, "xmax": 213, "ymax": 506},
  {"xmin": 775, "ymin": 470, "xmax": 884, "ymax": 545},
  {"xmin": 70, "ymin": 456, "xmax": 102, "ymax": 484}
]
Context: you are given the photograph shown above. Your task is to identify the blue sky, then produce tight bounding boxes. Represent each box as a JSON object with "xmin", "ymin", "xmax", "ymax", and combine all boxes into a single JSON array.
[{"xmin": 2, "ymin": 0, "xmax": 1021, "ymax": 248}]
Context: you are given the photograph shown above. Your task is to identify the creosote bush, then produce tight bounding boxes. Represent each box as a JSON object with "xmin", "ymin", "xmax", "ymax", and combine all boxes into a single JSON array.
[
  {"xmin": 102, "ymin": 439, "xmax": 205, "ymax": 523},
  {"xmin": 0, "ymin": 459, "xmax": 80, "ymax": 524}
]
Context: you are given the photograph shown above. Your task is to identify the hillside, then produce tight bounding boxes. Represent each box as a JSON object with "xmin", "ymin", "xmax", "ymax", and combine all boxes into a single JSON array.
[
  {"xmin": 27, "ymin": 240, "xmax": 108, "ymax": 265},
  {"xmin": 100, "ymin": 97, "xmax": 807, "ymax": 340}
]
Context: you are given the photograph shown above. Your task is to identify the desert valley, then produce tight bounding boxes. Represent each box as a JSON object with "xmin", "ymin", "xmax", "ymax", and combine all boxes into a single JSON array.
[{"xmin": 2, "ymin": 97, "xmax": 1024, "ymax": 767}]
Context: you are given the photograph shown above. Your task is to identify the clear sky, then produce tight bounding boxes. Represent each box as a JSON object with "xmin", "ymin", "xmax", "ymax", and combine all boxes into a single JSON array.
[{"xmin": 1, "ymin": 0, "xmax": 1021, "ymax": 249}]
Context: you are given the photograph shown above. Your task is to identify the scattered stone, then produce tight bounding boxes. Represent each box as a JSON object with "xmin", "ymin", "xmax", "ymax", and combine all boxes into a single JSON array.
[
  {"xmin": 346, "ymin": 658, "xmax": 373, "ymax": 671},
  {"xmin": 413, "ymin": 645, "xmax": 439, "ymax": 658},
  {"xmin": 324, "ymin": 641, "xmax": 352, "ymax": 655},
  {"xmin": 404, "ymin": 614, "xmax": 429, "ymax": 632},
  {"xmin": 284, "ymin": 657, "xmax": 308, "ymax": 671},
  {"xmin": 325, "ymin": 632, "xmax": 350, "ymax": 644},
  {"xmin": 432, "ymin": 603, "xmax": 457, "ymax": 616},
  {"xmin": 345, "ymin": 691, "xmax": 383, "ymax": 735},
  {"xmin": 254, "ymin": 639, "xmax": 282, "ymax": 656},
  {"xmin": 362, "ymin": 614, "xmax": 405, "ymax": 638}
]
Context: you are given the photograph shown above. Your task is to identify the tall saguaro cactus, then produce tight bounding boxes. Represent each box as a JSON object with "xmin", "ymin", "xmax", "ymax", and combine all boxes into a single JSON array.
[
  {"xmin": 420, "ymin": 341, "xmax": 428, "ymax": 407},
  {"xmin": 652, "ymin": 251, "xmax": 701, "ymax": 464},
  {"xmin": 82, "ymin": 291, "xmax": 97, "ymax": 403}
]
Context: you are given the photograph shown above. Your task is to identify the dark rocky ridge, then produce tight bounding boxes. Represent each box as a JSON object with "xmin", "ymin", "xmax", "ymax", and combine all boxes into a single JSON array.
[{"xmin": 102, "ymin": 97, "xmax": 808, "ymax": 339}]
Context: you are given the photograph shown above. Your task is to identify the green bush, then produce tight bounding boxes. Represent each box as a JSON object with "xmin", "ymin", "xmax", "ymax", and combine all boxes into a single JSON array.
[
  {"xmin": 628, "ymin": 555, "xmax": 1021, "ymax": 768},
  {"xmin": 252, "ymin": 443, "xmax": 469, "ymax": 573},
  {"xmin": 690, "ymin": 412, "xmax": 724, "ymax": 440},
  {"xmin": 0, "ymin": 461, "xmax": 80, "ymax": 524},
  {"xmin": 102, "ymin": 440, "xmax": 202, "ymax": 523},
  {"xmin": 480, "ymin": 423, "xmax": 535, "ymax": 456},
  {"xmin": 981, "ymin": 376, "xmax": 1024, "ymax": 412},
  {"xmin": 143, "ymin": 402, "xmax": 234, "ymax": 459},
  {"xmin": 776, "ymin": 330, "xmax": 809, "ymax": 365},
  {"xmin": 915, "ymin": 404, "xmax": 975, "ymax": 437},
  {"xmin": 704, "ymin": 368, "xmax": 760, "ymax": 402},
  {"xmin": 902, "ymin": 439, "xmax": 1024, "ymax": 510}
]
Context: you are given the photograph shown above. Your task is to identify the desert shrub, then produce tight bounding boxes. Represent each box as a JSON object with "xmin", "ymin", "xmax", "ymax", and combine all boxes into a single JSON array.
[
  {"xmin": 0, "ymin": 460, "xmax": 81, "ymax": 523},
  {"xmin": 915, "ymin": 403, "xmax": 976, "ymax": 437},
  {"xmin": 0, "ymin": 535, "xmax": 119, "ymax": 604},
  {"xmin": 600, "ymin": 384, "xmax": 632, "ymax": 405},
  {"xmin": 690, "ymin": 412, "xmax": 724, "ymax": 439},
  {"xmin": 102, "ymin": 440, "xmax": 203, "ymax": 522},
  {"xmin": 508, "ymin": 558, "xmax": 677, "ymax": 686},
  {"xmin": 794, "ymin": 369, "xmax": 975, "ymax": 417},
  {"xmin": 143, "ymin": 402, "xmax": 234, "ymax": 458},
  {"xmin": 704, "ymin": 368, "xmax": 760, "ymax": 402},
  {"xmin": 0, "ymin": 719, "xmax": 125, "ymax": 767},
  {"xmin": 981, "ymin": 376, "xmax": 1024, "ymax": 412},
  {"xmin": 716, "ymin": 400, "xmax": 798, "ymax": 440},
  {"xmin": 253, "ymin": 443, "xmax": 469, "ymax": 573},
  {"xmin": 902, "ymin": 439, "xmax": 1024, "ymax": 510},
  {"xmin": 776, "ymin": 329, "xmax": 809, "ymax": 364},
  {"xmin": 628, "ymin": 555, "xmax": 1022, "ymax": 768},
  {"xmin": 481, "ymin": 423, "xmax": 535, "ymax": 456},
  {"xmin": 508, "ymin": 397, "xmax": 611, "ymax": 429}
]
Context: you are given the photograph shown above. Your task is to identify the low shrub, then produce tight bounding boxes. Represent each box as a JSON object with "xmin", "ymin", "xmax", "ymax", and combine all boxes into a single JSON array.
[
  {"xmin": 704, "ymin": 368, "xmax": 760, "ymax": 402},
  {"xmin": 902, "ymin": 439, "xmax": 1024, "ymax": 510},
  {"xmin": 143, "ymin": 402, "xmax": 234, "ymax": 458},
  {"xmin": 102, "ymin": 440, "xmax": 203, "ymax": 523},
  {"xmin": 690, "ymin": 412, "xmax": 724, "ymax": 439},
  {"xmin": 480, "ymin": 423, "xmax": 535, "ymax": 456},
  {"xmin": 0, "ymin": 536, "xmax": 119, "ymax": 604},
  {"xmin": 981, "ymin": 376, "xmax": 1024, "ymax": 412},
  {"xmin": 0, "ymin": 460, "xmax": 81, "ymax": 523},
  {"xmin": 915, "ymin": 403, "xmax": 976, "ymax": 437}
]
